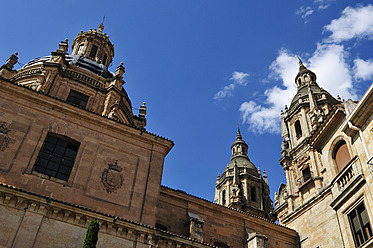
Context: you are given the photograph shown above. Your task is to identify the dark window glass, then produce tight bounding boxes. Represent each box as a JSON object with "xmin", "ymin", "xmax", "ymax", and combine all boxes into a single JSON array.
[
  {"xmin": 155, "ymin": 223, "xmax": 168, "ymax": 231},
  {"xmin": 66, "ymin": 90, "xmax": 89, "ymax": 109},
  {"xmin": 222, "ymin": 190, "xmax": 226, "ymax": 205},
  {"xmin": 295, "ymin": 120, "xmax": 302, "ymax": 139},
  {"xmin": 89, "ymin": 45, "xmax": 98, "ymax": 58},
  {"xmin": 251, "ymin": 187, "xmax": 257, "ymax": 202},
  {"xmin": 33, "ymin": 133, "xmax": 79, "ymax": 181},
  {"xmin": 102, "ymin": 54, "xmax": 108, "ymax": 65},
  {"xmin": 348, "ymin": 202, "xmax": 372, "ymax": 247},
  {"xmin": 302, "ymin": 167, "xmax": 311, "ymax": 182}
]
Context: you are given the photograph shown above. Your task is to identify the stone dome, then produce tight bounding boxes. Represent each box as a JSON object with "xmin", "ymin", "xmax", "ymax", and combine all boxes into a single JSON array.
[{"xmin": 22, "ymin": 55, "xmax": 114, "ymax": 79}]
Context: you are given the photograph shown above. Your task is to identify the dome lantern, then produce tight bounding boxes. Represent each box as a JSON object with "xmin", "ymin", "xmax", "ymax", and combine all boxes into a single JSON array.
[{"xmin": 71, "ymin": 22, "xmax": 114, "ymax": 68}]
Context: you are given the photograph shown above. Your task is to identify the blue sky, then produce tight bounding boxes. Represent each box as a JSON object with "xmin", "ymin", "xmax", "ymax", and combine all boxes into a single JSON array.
[{"xmin": 1, "ymin": 1, "xmax": 373, "ymax": 202}]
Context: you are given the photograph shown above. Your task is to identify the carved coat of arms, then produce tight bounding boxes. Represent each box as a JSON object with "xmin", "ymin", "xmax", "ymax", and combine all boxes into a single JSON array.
[{"xmin": 101, "ymin": 160, "xmax": 124, "ymax": 193}]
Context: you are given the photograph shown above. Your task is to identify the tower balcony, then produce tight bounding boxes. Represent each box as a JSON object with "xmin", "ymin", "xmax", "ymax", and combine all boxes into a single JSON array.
[{"xmin": 330, "ymin": 156, "xmax": 366, "ymax": 210}]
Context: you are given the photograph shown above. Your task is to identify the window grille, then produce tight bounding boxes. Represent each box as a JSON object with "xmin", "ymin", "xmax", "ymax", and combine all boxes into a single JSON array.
[
  {"xmin": 66, "ymin": 90, "xmax": 89, "ymax": 109},
  {"xmin": 33, "ymin": 133, "xmax": 79, "ymax": 181}
]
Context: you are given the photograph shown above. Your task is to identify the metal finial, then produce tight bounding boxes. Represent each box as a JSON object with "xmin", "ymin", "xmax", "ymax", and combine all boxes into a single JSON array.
[
  {"xmin": 236, "ymin": 123, "xmax": 242, "ymax": 140},
  {"xmin": 296, "ymin": 54, "xmax": 303, "ymax": 65},
  {"xmin": 99, "ymin": 15, "xmax": 105, "ymax": 32}
]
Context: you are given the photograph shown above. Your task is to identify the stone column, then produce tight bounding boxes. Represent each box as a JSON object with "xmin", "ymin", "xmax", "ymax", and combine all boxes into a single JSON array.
[{"xmin": 12, "ymin": 210, "xmax": 44, "ymax": 248}]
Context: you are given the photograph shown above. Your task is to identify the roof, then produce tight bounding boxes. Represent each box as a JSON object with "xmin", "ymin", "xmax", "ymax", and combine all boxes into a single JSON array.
[
  {"xmin": 161, "ymin": 185, "xmax": 297, "ymax": 232},
  {"xmin": 226, "ymin": 156, "xmax": 257, "ymax": 171}
]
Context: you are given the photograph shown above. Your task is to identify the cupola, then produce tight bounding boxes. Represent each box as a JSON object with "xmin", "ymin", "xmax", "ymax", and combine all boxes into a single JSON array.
[
  {"xmin": 295, "ymin": 58, "xmax": 317, "ymax": 88},
  {"xmin": 214, "ymin": 128, "xmax": 275, "ymax": 220},
  {"xmin": 231, "ymin": 128, "xmax": 248, "ymax": 158},
  {"xmin": 71, "ymin": 22, "xmax": 114, "ymax": 68}
]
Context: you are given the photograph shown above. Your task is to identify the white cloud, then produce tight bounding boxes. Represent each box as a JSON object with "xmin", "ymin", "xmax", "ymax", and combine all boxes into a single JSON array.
[
  {"xmin": 213, "ymin": 83, "xmax": 235, "ymax": 100},
  {"xmin": 354, "ymin": 58, "xmax": 373, "ymax": 81},
  {"xmin": 214, "ymin": 72, "xmax": 249, "ymax": 101},
  {"xmin": 324, "ymin": 5, "xmax": 373, "ymax": 43},
  {"xmin": 239, "ymin": 5, "xmax": 372, "ymax": 134},
  {"xmin": 239, "ymin": 101, "xmax": 278, "ymax": 134},
  {"xmin": 314, "ymin": 0, "xmax": 334, "ymax": 10},
  {"xmin": 231, "ymin": 71, "xmax": 249, "ymax": 86},
  {"xmin": 295, "ymin": 0, "xmax": 335, "ymax": 23},
  {"xmin": 296, "ymin": 6, "xmax": 314, "ymax": 22},
  {"xmin": 240, "ymin": 44, "xmax": 358, "ymax": 134},
  {"xmin": 240, "ymin": 50, "xmax": 298, "ymax": 134},
  {"xmin": 308, "ymin": 43, "xmax": 356, "ymax": 100}
]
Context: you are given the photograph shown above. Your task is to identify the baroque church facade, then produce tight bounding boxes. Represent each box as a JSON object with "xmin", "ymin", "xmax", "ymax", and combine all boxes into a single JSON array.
[{"xmin": 0, "ymin": 23, "xmax": 372, "ymax": 248}]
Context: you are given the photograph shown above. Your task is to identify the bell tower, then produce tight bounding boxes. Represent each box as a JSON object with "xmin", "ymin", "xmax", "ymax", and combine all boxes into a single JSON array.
[
  {"xmin": 215, "ymin": 128, "xmax": 275, "ymax": 220},
  {"xmin": 278, "ymin": 59, "xmax": 340, "ymax": 213},
  {"xmin": 281, "ymin": 58, "xmax": 340, "ymax": 155}
]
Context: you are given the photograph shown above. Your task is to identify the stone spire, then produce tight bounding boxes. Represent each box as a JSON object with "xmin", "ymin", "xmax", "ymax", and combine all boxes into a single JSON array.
[
  {"xmin": 287, "ymin": 58, "xmax": 339, "ymax": 122},
  {"xmin": 231, "ymin": 127, "xmax": 249, "ymax": 159}
]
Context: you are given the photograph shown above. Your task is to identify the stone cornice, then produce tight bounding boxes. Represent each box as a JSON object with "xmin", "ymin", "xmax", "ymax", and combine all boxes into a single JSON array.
[
  {"xmin": 0, "ymin": 182, "xmax": 213, "ymax": 248},
  {"xmin": 0, "ymin": 78, "xmax": 174, "ymax": 154}
]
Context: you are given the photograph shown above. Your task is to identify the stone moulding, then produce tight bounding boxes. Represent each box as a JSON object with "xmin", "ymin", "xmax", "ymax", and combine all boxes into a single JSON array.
[
  {"xmin": 0, "ymin": 183, "xmax": 214, "ymax": 248},
  {"xmin": 11, "ymin": 68, "xmax": 43, "ymax": 81},
  {"xmin": 64, "ymin": 69, "xmax": 109, "ymax": 89}
]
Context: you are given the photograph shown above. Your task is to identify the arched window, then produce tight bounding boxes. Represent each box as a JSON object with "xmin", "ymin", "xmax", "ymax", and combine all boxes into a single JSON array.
[
  {"xmin": 33, "ymin": 133, "xmax": 79, "ymax": 181},
  {"xmin": 333, "ymin": 140, "xmax": 351, "ymax": 172},
  {"xmin": 295, "ymin": 120, "xmax": 302, "ymax": 139},
  {"xmin": 251, "ymin": 187, "xmax": 256, "ymax": 202}
]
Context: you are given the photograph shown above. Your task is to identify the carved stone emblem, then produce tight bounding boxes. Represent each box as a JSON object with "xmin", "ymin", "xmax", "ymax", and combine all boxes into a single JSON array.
[
  {"xmin": 0, "ymin": 122, "xmax": 11, "ymax": 151},
  {"xmin": 101, "ymin": 160, "xmax": 123, "ymax": 193}
]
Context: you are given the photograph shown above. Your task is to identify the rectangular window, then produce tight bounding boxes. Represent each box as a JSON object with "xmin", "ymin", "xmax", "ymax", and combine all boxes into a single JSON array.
[
  {"xmin": 66, "ymin": 90, "xmax": 89, "ymax": 108},
  {"xmin": 89, "ymin": 45, "xmax": 98, "ymax": 58},
  {"xmin": 33, "ymin": 133, "xmax": 79, "ymax": 181},
  {"xmin": 348, "ymin": 202, "xmax": 373, "ymax": 247}
]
